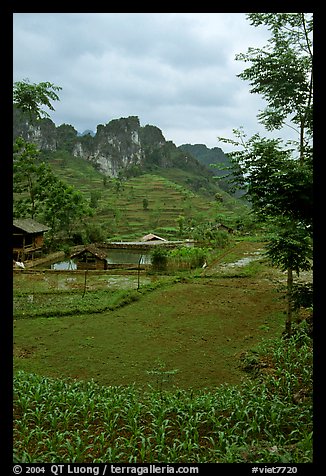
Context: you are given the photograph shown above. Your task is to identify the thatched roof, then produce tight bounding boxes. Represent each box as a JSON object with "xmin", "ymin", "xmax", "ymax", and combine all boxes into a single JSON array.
[
  {"xmin": 13, "ymin": 218, "xmax": 50, "ymax": 234},
  {"xmin": 141, "ymin": 233, "xmax": 167, "ymax": 242},
  {"xmin": 70, "ymin": 245, "xmax": 107, "ymax": 261}
]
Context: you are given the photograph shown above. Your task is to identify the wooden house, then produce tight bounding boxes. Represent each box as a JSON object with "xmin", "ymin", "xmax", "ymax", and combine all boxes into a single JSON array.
[
  {"xmin": 13, "ymin": 218, "xmax": 50, "ymax": 261},
  {"xmin": 70, "ymin": 245, "xmax": 108, "ymax": 270}
]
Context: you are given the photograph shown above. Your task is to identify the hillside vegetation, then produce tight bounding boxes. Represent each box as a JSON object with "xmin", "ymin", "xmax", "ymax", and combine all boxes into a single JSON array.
[
  {"xmin": 12, "ymin": 16, "xmax": 314, "ymax": 463},
  {"xmin": 42, "ymin": 150, "xmax": 246, "ymax": 241},
  {"xmin": 14, "ymin": 109, "xmax": 249, "ymax": 244}
]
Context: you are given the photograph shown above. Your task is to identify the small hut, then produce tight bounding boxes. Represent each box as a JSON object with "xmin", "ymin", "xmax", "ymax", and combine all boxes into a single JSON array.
[
  {"xmin": 13, "ymin": 218, "xmax": 50, "ymax": 261},
  {"xmin": 141, "ymin": 233, "xmax": 167, "ymax": 242},
  {"xmin": 70, "ymin": 245, "xmax": 108, "ymax": 270}
]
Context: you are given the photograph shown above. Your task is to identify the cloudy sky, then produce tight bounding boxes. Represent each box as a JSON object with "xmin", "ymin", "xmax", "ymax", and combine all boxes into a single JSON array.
[{"xmin": 13, "ymin": 12, "xmax": 297, "ymax": 152}]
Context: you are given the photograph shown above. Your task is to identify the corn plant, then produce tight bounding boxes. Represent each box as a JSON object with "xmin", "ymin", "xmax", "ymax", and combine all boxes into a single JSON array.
[{"xmin": 14, "ymin": 331, "xmax": 312, "ymax": 463}]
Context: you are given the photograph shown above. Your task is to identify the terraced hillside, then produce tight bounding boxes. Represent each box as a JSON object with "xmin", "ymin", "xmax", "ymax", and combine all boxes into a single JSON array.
[{"xmin": 46, "ymin": 153, "xmax": 246, "ymax": 240}]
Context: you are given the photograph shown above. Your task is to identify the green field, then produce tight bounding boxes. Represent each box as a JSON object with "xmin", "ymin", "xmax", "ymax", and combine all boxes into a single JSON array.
[
  {"xmin": 14, "ymin": 330, "xmax": 313, "ymax": 464},
  {"xmin": 13, "ymin": 239, "xmax": 313, "ymax": 463},
  {"xmin": 13, "ymin": 151, "xmax": 313, "ymax": 463},
  {"xmin": 14, "ymin": 240, "xmax": 286, "ymax": 389}
]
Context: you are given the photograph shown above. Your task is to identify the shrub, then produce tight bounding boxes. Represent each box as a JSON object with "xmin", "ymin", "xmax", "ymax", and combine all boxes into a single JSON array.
[
  {"xmin": 150, "ymin": 247, "xmax": 168, "ymax": 271},
  {"xmin": 168, "ymin": 246, "xmax": 207, "ymax": 270}
]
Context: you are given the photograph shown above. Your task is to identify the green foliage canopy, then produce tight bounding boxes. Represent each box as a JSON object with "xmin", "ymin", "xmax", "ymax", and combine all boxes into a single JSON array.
[
  {"xmin": 13, "ymin": 137, "xmax": 92, "ymax": 238},
  {"xmin": 13, "ymin": 79, "xmax": 62, "ymax": 121},
  {"xmin": 236, "ymin": 13, "xmax": 313, "ymax": 141},
  {"xmin": 265, "ymin": 220, "xmax": 312, "ymax": 275},
  {"xmin": 221, "ymin": 131, "xmax": 313, "ymax": 229},
  {"xmin": 219, "ymin": 13, "xmax": 313, "ymax": 335}
]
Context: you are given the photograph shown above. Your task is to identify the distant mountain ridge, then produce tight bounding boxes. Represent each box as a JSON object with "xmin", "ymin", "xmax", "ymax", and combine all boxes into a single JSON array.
[
  {"xmin": 179, "ymin": 143, "xmax": 230, "ymax": 171},
  {"xmin": 179, "ymin": 143, "xmax": 237, "ymax": 195},
  {"xmin": 13, "ymin": 107, "xmax": 234, "ymax": 196},
  {"xmin": 77, "ymin": 129, "xmax": 95, "ymax": 137}
]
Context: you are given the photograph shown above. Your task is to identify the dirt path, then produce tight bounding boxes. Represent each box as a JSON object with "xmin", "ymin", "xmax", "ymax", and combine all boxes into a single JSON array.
[
  {"xmin": 202, "ymin": 239, "xmax": 312, "ymax": 285},
  {"xmin": 202, "ymin": 240, "xmax": 264, "ymax": 276}
]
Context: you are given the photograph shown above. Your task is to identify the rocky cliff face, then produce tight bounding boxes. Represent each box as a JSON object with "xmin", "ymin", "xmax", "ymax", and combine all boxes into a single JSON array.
[
  {"xmin": 13, "ymin": 107, "xmax": 58, "ymax": 151},
  {"xmin": 82, "ymin": 116, "xmax": 145, "ymax": 176},
  {"xmin": 13, "ymin": 109, "xmax": 183, "ymax": 177},
  {"xmin": 13, "ymin": 110, "xmax": 219, "ymax": 186}
]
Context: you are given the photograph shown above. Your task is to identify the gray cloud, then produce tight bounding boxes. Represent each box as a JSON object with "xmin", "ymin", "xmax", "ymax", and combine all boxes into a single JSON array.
[{"xmin": 13, "ymin": 13, "xmax": 298, "ymax": 151}]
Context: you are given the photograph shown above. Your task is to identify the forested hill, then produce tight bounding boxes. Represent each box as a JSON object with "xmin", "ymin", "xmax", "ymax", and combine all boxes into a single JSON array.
[
  {"xmin": 179, "ymin": 143, "xmax": 230, "ymax": 173},
  {"xmin": 179, "ymin": 143, "xmax": 244, "ymax": 197},
  {"xmin": 179, "ymin": 143, "xmax": 232, "ymax": 192},
  {"xmin": 13, "ymin": 107, "xmax": 235, "ymax": 197}
]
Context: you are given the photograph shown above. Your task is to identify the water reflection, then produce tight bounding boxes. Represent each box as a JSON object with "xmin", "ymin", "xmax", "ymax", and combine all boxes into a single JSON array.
[
  {"xmin": 50, "ymin": 250, "xmax": 151, "ymax": 270},
  {"xmin": 106, "ymin": 250, "xmax": 151, "ymax": 265},
  {"xmin": 51, "ymin": 260, "xmax": 77, "ymax": 270}
]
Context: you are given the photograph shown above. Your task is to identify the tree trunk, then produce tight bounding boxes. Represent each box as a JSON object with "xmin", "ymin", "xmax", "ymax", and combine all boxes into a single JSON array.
[{"xmin": 286, "ymin": 267, "xmax": 294, "ymax": 336}]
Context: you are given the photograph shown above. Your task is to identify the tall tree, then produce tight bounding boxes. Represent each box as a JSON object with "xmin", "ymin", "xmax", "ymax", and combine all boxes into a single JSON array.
[
  {"xmin": 219, "ymin": 13, "xmax": 313, "ymax": 336},
  {"xmin": 13, "ymin": 80, "xmax": 91, "ymax": 245},
  {"xmin": 236, "ymin": 13, "xmax": 313, "ymax": 164},
  {"xmin": 13, "ymin": 137, "xmax": 91, "ymax": 240},
  {"xmin": 13, "ymin": 79, "xmax": 62, "ymax": 121},
  {"xmin": 13, "ymin": 138, "xmax": 45, "ymax": 219}
]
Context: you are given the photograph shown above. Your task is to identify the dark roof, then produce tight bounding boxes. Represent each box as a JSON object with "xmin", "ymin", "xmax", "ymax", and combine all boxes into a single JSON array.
[
  {"xmin": 13, "ymin": 218, "xmax": 51, "ymax": 234},
  {"xmin": 70, "ymin": 245, "xmax": 107, "ymax": 261}
]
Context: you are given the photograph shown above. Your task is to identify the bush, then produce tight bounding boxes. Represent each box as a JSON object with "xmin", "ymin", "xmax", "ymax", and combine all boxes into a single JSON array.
[
  {"xmin": 150, "ymin": 246, "xmax": 168, "ymax": 271},
  {"xmin": 168, "ymin": 246, "xmax": 207, "ymax": 270},
  {"xmin": 85, "ymin": 224, "xmax": 107, "ymax": 243}
]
